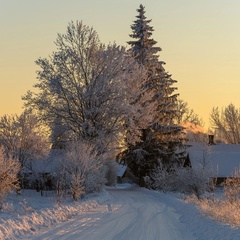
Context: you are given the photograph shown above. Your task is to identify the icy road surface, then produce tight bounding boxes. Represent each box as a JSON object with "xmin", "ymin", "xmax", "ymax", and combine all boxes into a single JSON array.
[{"xmin": 32, "ymin": 185, "xmax": 195, "ymax": 240}]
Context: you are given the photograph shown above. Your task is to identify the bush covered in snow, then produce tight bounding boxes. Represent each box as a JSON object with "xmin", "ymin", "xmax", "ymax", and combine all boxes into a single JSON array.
[
  {"xmin": 55, "ymin": 141, "xmax": 110, "ymax": 201},
  {"xmin": 0, "ymin": 147, "xmax": 21, "ymax": 207},
  {"xmin": 223, "ymin": 168, "xmax": 240, "ymax": 203},
  {"xmin": 189, "ymin": 167, "xmax": 240, "ymax": 228},
  {"xmin": 149, "ymin": 163, "xmax": 212, "ymax": 199}
]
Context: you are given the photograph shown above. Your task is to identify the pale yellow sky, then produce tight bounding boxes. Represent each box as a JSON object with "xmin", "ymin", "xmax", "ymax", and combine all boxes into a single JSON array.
[{"xmin": 1, "ymin": 0, "xmax": 240, "ymax": 128}]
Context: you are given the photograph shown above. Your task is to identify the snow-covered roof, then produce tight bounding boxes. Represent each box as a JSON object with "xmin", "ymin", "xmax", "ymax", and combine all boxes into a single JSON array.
[
  {"xmin": 116, "ymin": 164, "xmax": 127, "ymax": 178},
  {"xmin": 188, "ymin": 142, "xmax": 240, "ymax": 178},
  {"xmin": 22, "ymin": 149, "xmax": 64, "ymax": 174}
]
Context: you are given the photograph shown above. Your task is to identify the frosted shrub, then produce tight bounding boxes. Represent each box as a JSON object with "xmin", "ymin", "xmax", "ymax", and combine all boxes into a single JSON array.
[
  {"xmin": 1, "ymin": 202, "xmax": 14, "ymax": 211},
  {"xmin": 197, "ymin": 197, "xmax": 240, "ymax": 228},
  {"xmin": 70, "ymin": 174, "xmax": 84, "ymax": 201},
  {"xmin": 149, "ymin": 164, "xmax": 174, "ymax": 192},
  {"xmin": 55, "ymin": 169, "xmax": 67, "ymax": 202},
  {"xmin": 84, "ymin": 164, "xmax": 106, "ymax": 194},
  {"xmin": 223, "ymin": 168, "xmax": 240, "ymax": 204},
  {"xmin": 150, "ymin": 163, "xmax": 211, "ymax": 198},
  {"xmin": 182, "ymin": 167, "xmax": 212, "ymax": 199},
  {"xmin": 189, "ymin": 168, "xmax": 240, "ymax": 228},
  {"xmin": 56, "ymin": 141, "xmax": 107, "ymax": 201},
  {"xmin": 0, "ymin": 147, "xmax": 21, "ymax": 207},
  {"xmin": 194, "ymin": 168, "xmax": 240, "ymax": 228},
  {"xmin": 19, "ymin": 199, "xmax": 33, "ymax": 212}
]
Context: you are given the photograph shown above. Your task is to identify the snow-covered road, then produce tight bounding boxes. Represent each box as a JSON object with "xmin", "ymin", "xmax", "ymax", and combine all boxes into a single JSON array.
[{"xmin": 32, "ymin": 186, "xmax": 195, "ymax": 240}]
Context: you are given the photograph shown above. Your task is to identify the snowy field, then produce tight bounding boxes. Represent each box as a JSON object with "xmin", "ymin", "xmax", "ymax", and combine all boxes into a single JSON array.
[{"xmin": 1, "ymin": 184, "xmax": 240, "ymax": 240}]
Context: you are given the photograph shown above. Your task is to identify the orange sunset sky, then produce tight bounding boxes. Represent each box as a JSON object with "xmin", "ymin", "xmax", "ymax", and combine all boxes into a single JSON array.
[{"xmin": 1, "ymin": 0, "xmax": 240, "ymax": 129}]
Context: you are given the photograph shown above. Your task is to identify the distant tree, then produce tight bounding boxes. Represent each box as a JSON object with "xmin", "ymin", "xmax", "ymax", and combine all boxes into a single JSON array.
[
  {"xmin": 175, "ymin": 99, "xmax": 207, "ymax": 142},
  {"xmin": 0, "ymin": 111, "xmax": 50, "ymax": 169},
  {"xmin": 23, "ymin": 21, "xmax": 155, "ymax": 154},
  {"xmin": 0, "ymin": 147, "xmax": 20, "ymax": 207},
  {"xmin": 118, "ymin": 4, "xmax": 186, "ymax": 185},
  {"xmin": 210, "ymin": 104, "xmax": 240, "ymax": 144},
  {"xmin": 175, "ymin": 99, "xmax": 203, "ymax": 126}
]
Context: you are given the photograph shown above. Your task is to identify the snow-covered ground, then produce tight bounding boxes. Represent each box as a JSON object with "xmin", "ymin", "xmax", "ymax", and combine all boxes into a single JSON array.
[{"xmin": 1, "ymin": 184, "xmax": 240, "ymax": 240}]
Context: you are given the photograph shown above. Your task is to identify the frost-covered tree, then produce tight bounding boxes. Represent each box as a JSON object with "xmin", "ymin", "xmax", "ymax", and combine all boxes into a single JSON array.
[
  {"xmin": 56, "ymin": 141, "xmax": 110, "ymax": 201},
  {"xmin": 0, "ymin": 147, "xmax": 20, "ymax": 207},
  {"xmin": 119, "ymin": 4, "xmax": 186, "ymax": 185},
  {"xmin": 128, "ymin": 4, "xmax": 161, "ymax": 71},
  {"xmin": 210, "ymin": 104, "xmax": 240, "ymax": 144},
  {"xmin": 23, "ymin": 21, "xmax": 155, "ymax": 154},
  {"xmin": 0, "ymin": 111, "xmax": 50, "ymax": 169}
]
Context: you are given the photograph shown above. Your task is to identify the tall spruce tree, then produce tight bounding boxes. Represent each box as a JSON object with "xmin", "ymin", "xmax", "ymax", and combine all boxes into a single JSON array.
[{"xmin": 118, "ymin": 4, "xmax": 186, "ymax": 186}]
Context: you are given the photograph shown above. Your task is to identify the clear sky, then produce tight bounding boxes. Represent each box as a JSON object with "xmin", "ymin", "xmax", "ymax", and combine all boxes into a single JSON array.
[{"xmin": 1, "ymin": 0, "xmax": 240, "ymax": 128}]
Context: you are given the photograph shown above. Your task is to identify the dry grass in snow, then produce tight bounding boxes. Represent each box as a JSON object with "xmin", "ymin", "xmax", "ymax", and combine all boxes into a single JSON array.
[
  {"xmin": 196, "ymin": 197, "xmax": 240, "ymax": 228},
  {"xmin": 186, "ymin": 186, "xmax": 240, "ymax": 229},
  {"xmin": 0, "ymin": 190, "xmax": 110, "ymax": 240}
]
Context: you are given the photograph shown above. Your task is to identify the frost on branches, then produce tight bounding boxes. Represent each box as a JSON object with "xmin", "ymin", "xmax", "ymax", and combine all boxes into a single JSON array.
[
  {"xmin": 23, "ymin": 21, "xmax": 155, "ymax": 155},
  {"xmin": 55, "ymin": 141, "xmax": 116, "ymax": 201},
  {"xmin": 118, "ymin": 4, "xmax": 187, "ymax": 185},
  {"xmin": 149, "ymin": 143, "xmax": 213, "ymax": 198},
  {"xmin": 0, "ymin": 111, "xmax": 50, "ymax": 169},
  {"xmin": 210, "ymin": 104, "xmax": 240, "ymax": 144},
  {"xmin": 0, "ymin": 147, "xmax": 20, "ymax": 207},
  {"xmin": 149, "ymin": 163, "xmax": 212, "ymax": 199}
]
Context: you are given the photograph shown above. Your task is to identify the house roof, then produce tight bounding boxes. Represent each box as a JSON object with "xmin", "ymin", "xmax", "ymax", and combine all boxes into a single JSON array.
[
  {"xmin": 117, "ymin": 164, "xmax": 127, "ymax": 178},
  {"xmin": 188, "ymin": 142, "xmax": 240, "ymax": 178},
  {"xmin": 22, "ymin": 149, "xmax": 64, "ymax": 174}
]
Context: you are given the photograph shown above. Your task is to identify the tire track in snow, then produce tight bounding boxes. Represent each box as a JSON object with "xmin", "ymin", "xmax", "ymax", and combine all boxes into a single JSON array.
[{"xmin": 31, "ymin": 187, "xmax": 195, "ymax": 240}]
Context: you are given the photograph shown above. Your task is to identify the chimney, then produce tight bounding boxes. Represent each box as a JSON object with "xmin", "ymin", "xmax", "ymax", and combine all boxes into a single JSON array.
[{"xmin": 208, "ymin": 134, "xmax": 215, "ymax": 145}]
